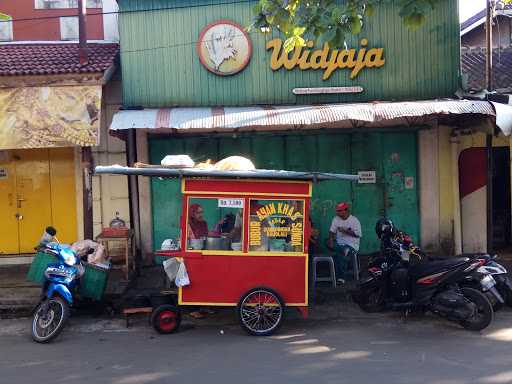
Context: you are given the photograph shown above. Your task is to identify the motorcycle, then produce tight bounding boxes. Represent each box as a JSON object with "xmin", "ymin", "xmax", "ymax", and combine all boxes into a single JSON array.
[
  {"xmin": 31, "ymin": 242, "xmax": 84, "ymax": 343},
  {"xmin": 355, "ymin": 219, "xmax": 494, "ymax": 331},
  {"xmin": 461, "ymin": 253, "xmax": 512, "ymax": 309}
]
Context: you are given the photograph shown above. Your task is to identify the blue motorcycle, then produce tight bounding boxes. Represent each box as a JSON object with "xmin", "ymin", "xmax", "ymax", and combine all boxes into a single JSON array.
[{"xmin": 31, "ymin": 242, "xmax": 84, "ymax": 343}]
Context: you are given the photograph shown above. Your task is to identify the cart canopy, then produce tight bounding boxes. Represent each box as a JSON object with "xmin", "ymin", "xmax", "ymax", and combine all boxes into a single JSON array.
[{"xmin": 94, "ymin": 165, "xmax": 359, "ymax": 182}]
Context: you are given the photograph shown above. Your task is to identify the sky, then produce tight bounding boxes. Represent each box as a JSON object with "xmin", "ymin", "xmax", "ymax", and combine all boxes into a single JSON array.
[{"xmin": 459, "ymin": 0, "xmax": 486, "ymax": 22}]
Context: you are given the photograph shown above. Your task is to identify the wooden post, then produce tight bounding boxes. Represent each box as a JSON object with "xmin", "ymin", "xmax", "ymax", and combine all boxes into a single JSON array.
[
  {"xmin": 126, "ymin": 129, "xmax": 141, "ymax": 270},
  {"xmin": 486, "ymin": 0, "xmax": 494, "ymax": 253},
  {"xmin": 82, "ymin": 147, "xmax": 93, "ymax": 240},
  {"xmin": 78, "ymin": 0, "xmax": 88, "ymax": 65}
]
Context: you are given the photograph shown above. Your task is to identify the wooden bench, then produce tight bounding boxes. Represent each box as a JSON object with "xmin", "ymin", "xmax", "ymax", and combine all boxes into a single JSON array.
[{"xmin": 122, "ymin": 307, "xmax": 153, "ymax": 328}]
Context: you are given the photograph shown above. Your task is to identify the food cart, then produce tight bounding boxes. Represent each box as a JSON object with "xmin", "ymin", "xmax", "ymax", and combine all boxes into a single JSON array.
[{"xmin": 95, "ymin": 166, "xmax": 357, "ymax": 336}]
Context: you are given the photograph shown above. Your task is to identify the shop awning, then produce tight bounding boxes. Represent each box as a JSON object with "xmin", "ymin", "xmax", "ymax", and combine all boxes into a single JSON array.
[{"xmin": 110, "ymin": 99, "xmax": 512, "ymax": 136}]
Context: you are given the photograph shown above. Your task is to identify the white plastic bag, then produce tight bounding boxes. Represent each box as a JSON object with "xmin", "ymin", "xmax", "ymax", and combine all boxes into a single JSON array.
[
  {"xmin": 163, "ymin": 257, "xmax": 180, "ymax": 281},
  {"xmin": 161, "ymin": 155, "xmax": 195, "ymax": 168},
  {"xmin": 175, "ymin": 261, "xmax": 190, "ymax": 287}
]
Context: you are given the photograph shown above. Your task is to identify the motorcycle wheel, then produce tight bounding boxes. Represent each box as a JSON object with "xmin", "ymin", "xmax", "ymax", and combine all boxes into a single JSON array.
[
  {"xmin": 356, "ymin": 286, "xmax": 385, "ymax": 313},
  {"xmin": 459, "ymin": 287, "xmax": 493, "ymax": 332},
  {"xmin": 32, "ymin": 296, "xmax": 70, "ymax": 343}
]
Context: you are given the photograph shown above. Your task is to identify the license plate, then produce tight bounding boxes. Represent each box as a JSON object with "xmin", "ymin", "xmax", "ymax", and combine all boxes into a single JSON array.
[{"xmin": 481, "ymin": 274, "xmax": 496, "ymax": 291}]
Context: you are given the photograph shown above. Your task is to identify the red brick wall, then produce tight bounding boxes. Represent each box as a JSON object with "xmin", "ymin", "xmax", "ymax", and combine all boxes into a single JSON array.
[{"xmin": 0, "ymin": 0, "xmax": 104, "ymax": 41}]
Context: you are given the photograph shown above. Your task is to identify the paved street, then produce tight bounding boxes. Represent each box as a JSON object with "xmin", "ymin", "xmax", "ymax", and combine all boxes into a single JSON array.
[{"xmin": 1, "ymin": 307, "xmax": 512, "ymax": 384}]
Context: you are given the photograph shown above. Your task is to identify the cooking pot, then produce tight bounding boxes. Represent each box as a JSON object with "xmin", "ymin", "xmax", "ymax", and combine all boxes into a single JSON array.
[{"xmin": 206, "ymin": 236, "xmax": 230, "ymax": 250}]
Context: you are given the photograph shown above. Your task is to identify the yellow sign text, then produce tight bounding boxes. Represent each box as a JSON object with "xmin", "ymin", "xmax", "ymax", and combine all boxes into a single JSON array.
[{"xmin": 266, "ymin": 38, "xmax": 385, "ymax": 80}]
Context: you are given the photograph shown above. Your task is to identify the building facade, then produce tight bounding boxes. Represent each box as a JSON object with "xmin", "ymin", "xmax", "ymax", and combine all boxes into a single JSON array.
[
  {"xmin": 111, "ymin": 0, "xmax": 510, "ymax": 262},
  {"xmin": 0, "ymin": 0, "xmax": 125, "ymax": 257}
]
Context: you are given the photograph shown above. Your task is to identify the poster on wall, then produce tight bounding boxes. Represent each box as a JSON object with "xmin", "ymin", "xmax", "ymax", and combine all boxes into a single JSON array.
[{"xmin": 0, "ymin": 86, "xmax": 102, "ymax": 150}]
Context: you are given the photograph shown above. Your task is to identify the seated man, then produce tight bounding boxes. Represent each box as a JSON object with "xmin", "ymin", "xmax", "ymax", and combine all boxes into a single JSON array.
[{"xmin": 328, "ymin": 202, "xmax": 362, "ymax": 285}]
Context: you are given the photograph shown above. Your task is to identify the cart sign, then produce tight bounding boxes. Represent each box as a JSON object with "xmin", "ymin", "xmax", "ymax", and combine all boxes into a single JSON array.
[
  {"xmin": 218, "ymin": 198, "xmax": 244, "ymax": 209},
  {"xmin": 358, "ymin": 170, "xmax": 376, "ymax": 184}
]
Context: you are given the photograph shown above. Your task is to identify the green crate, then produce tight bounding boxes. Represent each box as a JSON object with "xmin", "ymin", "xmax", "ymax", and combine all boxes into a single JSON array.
[
  {"xmin": 79, "ymin": 263, "xmax": 109, "ymax": 301},
  {"xmin": 27, "ymin": 252, "xmax": 58, "ymax": 285}
]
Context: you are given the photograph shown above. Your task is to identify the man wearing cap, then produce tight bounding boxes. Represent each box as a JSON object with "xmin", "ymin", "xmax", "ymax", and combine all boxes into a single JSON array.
[{"xmin": 328, "ymin": 202, "xmax": 362, "ymax": 285}]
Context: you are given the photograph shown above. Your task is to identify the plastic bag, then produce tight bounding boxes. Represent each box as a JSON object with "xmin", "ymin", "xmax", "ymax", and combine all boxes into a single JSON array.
[
  {"xmin": 163, "ymin": 257, "xmax": 180, "ymax": 281},
  {"xmin": 175, "ymin": 261, "xmax": 190, "ymax": 287}
]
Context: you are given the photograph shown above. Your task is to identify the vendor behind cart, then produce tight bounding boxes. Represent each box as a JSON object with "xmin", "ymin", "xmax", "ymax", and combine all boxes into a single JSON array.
[{"xmin": 328, "ymin": 202, "xmax": 361, "ymax": 285}]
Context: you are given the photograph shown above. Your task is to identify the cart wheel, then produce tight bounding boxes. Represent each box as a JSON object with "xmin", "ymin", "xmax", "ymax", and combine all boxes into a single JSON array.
[
  {"xmin": 237, "ymin": 287, "xmax": 284, "ymax": 336},
  {"xmin": 151, "ymin": 305, "xmax": 181, "ymax": 334}
]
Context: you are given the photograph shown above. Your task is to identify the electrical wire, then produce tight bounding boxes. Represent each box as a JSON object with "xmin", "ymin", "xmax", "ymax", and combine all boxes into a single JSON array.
[{"xmin": 0, "ymin": 0, "xmax": 256, "ymax": 24}]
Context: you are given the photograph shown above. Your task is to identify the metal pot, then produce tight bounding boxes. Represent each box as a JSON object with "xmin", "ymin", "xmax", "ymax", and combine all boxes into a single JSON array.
[{"xmin": 206, "ymin": 236, "xmax": 230, "ymax": 250}]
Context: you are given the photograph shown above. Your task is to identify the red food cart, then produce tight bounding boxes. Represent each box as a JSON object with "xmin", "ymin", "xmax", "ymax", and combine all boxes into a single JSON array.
[{"xmin": 95, "ymin": 166, "xmax": 357, "ymax": 336}]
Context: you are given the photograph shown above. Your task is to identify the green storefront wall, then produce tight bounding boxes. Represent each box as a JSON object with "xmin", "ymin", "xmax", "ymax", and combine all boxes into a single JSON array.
[
  {"xmin": 119, "ymin": 0, "xmax": 460, "ymax": 107},
  {"xmin": 149, "ymin": 130, "xmax": 419, "ymax": 255}
]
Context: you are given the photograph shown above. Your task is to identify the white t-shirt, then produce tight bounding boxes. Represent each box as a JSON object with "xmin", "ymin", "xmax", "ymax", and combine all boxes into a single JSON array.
[{"xmin": 329, "ymin": 215, "xmax": 362, "ymax": 251}]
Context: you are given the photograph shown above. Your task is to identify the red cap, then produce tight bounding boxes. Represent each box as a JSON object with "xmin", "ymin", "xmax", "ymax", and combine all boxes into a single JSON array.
[{"xmin": 336, "ymin": 202, "xmax": 349, "ymax": 211}]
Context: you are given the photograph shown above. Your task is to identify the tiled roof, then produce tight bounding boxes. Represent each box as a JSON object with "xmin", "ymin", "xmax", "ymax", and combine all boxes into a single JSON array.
[
  {"xmin": 0, "ymin": 43, "xmax": 119, "ymax": 76},
  {"xmin": 460, "ymin": 5, "xmax": 512, "ymax": 32},
  {"xmin": 461, "ymin": 47, "xmax": 512, "ymax": 91}
]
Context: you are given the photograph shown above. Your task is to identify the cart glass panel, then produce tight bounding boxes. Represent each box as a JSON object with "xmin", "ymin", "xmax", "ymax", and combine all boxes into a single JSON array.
[
  {"xmin": 249, "ymin": 199, "xmax": 305, "ymax": 253},
  {"xmin": 186, "ymin": 197, "xmax": 244, "ymax": 251}
]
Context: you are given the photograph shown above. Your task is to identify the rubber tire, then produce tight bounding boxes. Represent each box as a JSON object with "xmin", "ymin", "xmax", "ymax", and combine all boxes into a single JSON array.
[
  {"xmin": 32, "ymin": 296, "xmax": 70, "ymax": 343},
  {"xmin": 459, "ymin": 287, "xmax": 494, "ymax": 332},
  {"xmin": 151, "ymin": 305, "xmax": 181, "ymax": 334},
  {"xmin": 237, "ymin": 287, "xmax": 284, "ymax": 336},
  {"xmin": 356, "ymin": 285, "xmax": 385, "ymax": 313}
]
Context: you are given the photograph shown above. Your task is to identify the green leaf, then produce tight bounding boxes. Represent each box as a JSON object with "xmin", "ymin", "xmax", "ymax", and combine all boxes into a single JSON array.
[
  {"xmin": 283, "ymin": 35, "xmax": 305, "ymax": 52},
  {"xmin": 293, "ymin": 26, "xmax": 306, "ymax": 36},
  {"xmin": 0, "ymin": 12, "xmax": 11, "ymax": 21},
  {"xmin": 364, "ymin": 3, "xmax": 374, "ymax": 17},
  {"xmin": 350, "ymin": 16, "xmax": 362, "ymax": 34}
]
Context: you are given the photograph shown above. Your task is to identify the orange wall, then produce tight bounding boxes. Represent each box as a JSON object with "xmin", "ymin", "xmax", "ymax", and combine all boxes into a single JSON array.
[{"xmin": 0, "ymin": 0, "xmax": 104, "ymax": 41}]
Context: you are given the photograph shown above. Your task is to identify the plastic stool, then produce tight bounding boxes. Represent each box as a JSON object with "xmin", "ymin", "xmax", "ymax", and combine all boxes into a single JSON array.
[{"xmin": 313, "ymin": 256, "xmax": 336, "ymax": 288}]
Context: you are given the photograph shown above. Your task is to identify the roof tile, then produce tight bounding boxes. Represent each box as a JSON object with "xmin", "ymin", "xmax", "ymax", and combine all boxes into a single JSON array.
[
  {"xmin": 0, "ymin": 43, "xmax": 119, "ymax": 76},
  {"xmin": 461, "ymin": 47, "xmax": 512, "ymax": 90}
]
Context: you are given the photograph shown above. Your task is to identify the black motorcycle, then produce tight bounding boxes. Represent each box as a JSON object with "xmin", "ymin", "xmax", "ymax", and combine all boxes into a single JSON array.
[{"xmin": 355, "ymin": 219, "xmax": 494, "ymax": 331}]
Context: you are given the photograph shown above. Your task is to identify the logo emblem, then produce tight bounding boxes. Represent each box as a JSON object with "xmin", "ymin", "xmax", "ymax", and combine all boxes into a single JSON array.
[{"xmin": 196, "ymin": 20, "xmax": 252, "ymax": 76}]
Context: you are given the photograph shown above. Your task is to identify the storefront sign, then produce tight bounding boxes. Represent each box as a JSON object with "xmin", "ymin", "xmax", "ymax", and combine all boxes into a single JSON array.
[
  {"xmin": 197, "ymin": 20, "xmax": 252, "ymax": 76},
  {"xmin": 251, "ymin": 202, "xmax": 303, "ymax": 248},
  {"xmin": 293, "ymin": 86, "xmax": 364, "ymax": 95},
  {"xmin": 0, "ymin": 86, "xmax": 101, "ymax": 150},
  {"xmin": 405, "ymin": 176, "xmax": 414, "ymax": 189},
  {"xmin": 218, "ymin": 198, "xmax": 244, "ymax": 208},
  {"xmin": 267, "ymin": 38, "xmax": 385, "ymax": 80},
  {"xmin": 358, "ymin": 171, "xmax": 376, "ymax": 184}
]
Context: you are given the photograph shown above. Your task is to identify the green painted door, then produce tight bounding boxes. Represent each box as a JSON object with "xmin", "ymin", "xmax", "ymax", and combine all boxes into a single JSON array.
[
  {"xmin": 149, "ymin": 130, "xmax": 419, "ymax": 254},
  {"xmin": 381, "ymin": 133, "xmax": 420, "ymax": 242}
]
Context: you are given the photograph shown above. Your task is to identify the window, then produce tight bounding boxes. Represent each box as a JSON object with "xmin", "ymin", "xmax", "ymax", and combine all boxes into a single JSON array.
[
  {"xmin": 186, "ymin": 197, "xmax": 244, "ymax": 251},
  {"xmin": 60, "ymin": 16, "xmax": 78, "ymax": 40},
  {"xmin": 0, "ymin": 14, "xmax": 13, "ymax": 41},
  {"xmin": 249, "ymin": 199, "xmax": 305, "ymax": 253},
  {"xmin": 35, "ymin": 0, "xmax": 102, "ymax": 9}
]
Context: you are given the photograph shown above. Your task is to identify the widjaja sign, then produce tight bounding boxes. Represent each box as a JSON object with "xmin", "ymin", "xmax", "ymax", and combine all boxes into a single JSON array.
[{"xmin": 266, "ymin": 38, "xmax": 385, "ymax": 80}]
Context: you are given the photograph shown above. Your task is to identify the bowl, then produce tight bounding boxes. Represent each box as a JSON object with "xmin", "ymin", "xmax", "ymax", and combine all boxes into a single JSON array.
[
  {"xmin": 189, "ymin": 239, "xmax": 205, "ymax": 250},
  {"xmin": 231, "ymin": 242, "xmax": 242, "ymax": 251}
]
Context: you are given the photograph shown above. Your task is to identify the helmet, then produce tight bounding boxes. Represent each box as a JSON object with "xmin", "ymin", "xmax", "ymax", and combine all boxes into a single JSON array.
[{"xmin": 375, "ymin": 218, "xmax": 394, "ymax": 239}]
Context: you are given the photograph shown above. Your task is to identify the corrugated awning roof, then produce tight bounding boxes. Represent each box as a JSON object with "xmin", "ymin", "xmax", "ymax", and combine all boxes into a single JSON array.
[{"xmin": 110, "ymin": 99, "xmax": 512, "ymax": 136}]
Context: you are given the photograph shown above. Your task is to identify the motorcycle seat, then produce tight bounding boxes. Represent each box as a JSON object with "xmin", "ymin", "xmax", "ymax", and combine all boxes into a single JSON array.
[{"xmin": 408, "ymin": 257, "xmax": 469, "ymax": 279}]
